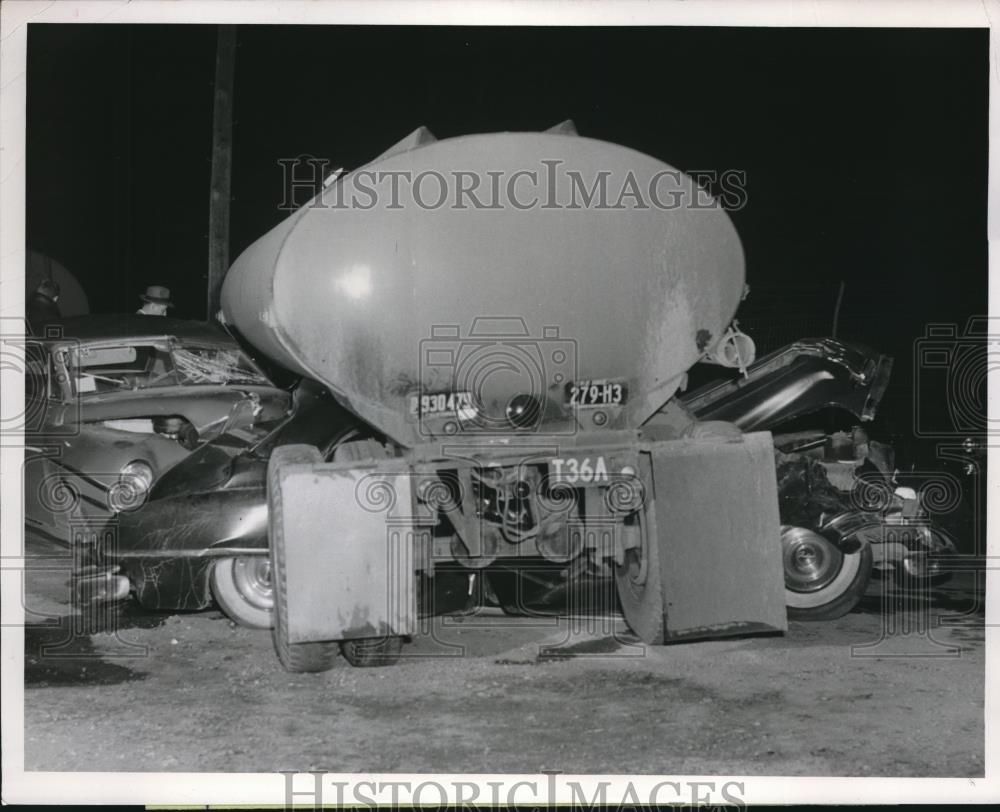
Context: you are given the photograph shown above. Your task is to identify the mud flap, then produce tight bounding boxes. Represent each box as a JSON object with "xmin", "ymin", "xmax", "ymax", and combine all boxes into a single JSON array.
[
  {"xmin": 649, "ymin": 430, "xmax": 787, "ymax": 640},
  {"xmin": 268, "ymin": 456, "xmax": 418, "ymax": 644}
]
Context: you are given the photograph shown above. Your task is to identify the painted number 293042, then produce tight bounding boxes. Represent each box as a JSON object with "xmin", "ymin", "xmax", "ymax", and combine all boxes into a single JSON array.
[{"xmin": 409, "ymin": 391, "xmax": 476, "ymax": 419}]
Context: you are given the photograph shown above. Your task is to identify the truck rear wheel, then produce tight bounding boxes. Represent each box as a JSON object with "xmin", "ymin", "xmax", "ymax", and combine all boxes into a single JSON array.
[
  {"xmin": 614, "ymin": 513, "xmax": 666, "ymax": 644},
  {"xmin": 340, "ymin": 636, "xmax": 403, "ymax": 667},
  {"xmin": 324, "ymin": 425, "xmax": 391, "ymax": 463},
  {"xmin": 268, "ymin": 445, "xmax": 340, "ymax": 673},
  {"xmin": 612, "ymin": 455, "xmax": 667, "ymax": 643},
  {"xmin": 782, "ymin": 525, "xmax": 872, "ymax": 621}
]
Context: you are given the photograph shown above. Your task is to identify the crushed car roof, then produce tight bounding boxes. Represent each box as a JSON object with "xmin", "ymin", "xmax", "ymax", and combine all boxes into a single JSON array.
[{"xmin": 37, "ymin": 316, "xmax": 234, "ymax": 345}]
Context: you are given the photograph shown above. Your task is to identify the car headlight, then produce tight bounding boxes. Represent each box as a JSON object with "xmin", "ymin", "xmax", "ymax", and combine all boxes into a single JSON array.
[{"xmin": 107, "ymin": 459, "xmax": 154, "ymax": 513}]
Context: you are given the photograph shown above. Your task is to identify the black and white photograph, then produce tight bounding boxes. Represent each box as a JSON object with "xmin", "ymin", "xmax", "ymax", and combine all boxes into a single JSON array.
[{"xmin": 1, "ymin": 0, "xmax": 995, "ymax": 805}]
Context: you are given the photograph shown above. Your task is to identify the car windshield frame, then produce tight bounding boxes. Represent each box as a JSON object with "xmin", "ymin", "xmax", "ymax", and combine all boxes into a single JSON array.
[{"xmin": 54, "ymin": 336, "xmax": 274, "ymax": 398}]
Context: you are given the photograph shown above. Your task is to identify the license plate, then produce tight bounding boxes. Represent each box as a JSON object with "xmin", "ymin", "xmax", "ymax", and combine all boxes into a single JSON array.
[
  {"xmin": 565, "ymin": 380, "xmax": 628, "ymax": 408},
  {"xmin": 409, "ymin": 391, "xmax": 477, "ymax": 420}
]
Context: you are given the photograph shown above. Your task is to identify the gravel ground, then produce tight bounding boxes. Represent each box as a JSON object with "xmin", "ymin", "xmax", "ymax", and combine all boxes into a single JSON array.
[{"xmin": 20, "ymin": 537, "xmax": 985, "ymax": 776}]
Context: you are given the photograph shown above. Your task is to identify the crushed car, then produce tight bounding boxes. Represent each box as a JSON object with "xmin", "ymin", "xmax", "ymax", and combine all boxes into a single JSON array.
[
  {"xmin": 73, "ymin": 327, "xmax": 950, "ymax": 633},
  {"xmin": 75, "ymin": 378, "xmax": 474, "ymax": 658},
  {"xmin": 24, "ymin": 316, "xmax": 291, "ymax": 556},
  {"xmin": 485, "ymin": 338, "xmax": 956, "ymax": 622},
  {"xmin": 682, "ymin": 336, "xmax": 957, "ymax": 617},
  {"xmin": 72, "ymin": 331, "xmax": 954, "ymax": 632}
]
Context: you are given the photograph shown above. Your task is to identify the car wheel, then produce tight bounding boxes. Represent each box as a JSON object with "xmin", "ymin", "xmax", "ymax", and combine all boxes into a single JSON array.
[
  {"xmin": 269, "ymin": 444, "xmax": 340, "ymax": 673},
  {"xmin": 340, "ymin": 636, "xmax": 403, "ymax": 667},
  {"xmin": 782, "ymin": 525, "xmax": 872, "ymax": 621},
  {"xmin": 210, "ymin": 555, "xmax": 274, "ymax": 630}
]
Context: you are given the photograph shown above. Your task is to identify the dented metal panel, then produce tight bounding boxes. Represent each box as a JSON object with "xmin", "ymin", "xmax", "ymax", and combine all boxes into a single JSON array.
[
  {"xmin": 222, "ymin": 131, "xmax": 745, "ymax": 447},
  {"xmin": 650, "ymin": 431, "xmax": 787, "ymax": 639},
  {"xmin": 682, "ymin": 338, "xmax": 894, "ymax": 430},
  {"xmin": 273, "ymin": 458, "xmax": 418, "ymax": 643}
]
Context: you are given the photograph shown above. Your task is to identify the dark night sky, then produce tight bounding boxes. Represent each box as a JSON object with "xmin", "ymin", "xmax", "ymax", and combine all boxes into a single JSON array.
[{"xmin": 25, "ymin": 24, "xmax": 988, "ymax": 441}]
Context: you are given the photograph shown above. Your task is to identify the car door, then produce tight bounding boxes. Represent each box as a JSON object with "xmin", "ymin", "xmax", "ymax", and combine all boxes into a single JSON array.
[{"xmin": 23, "ymin": 338, "xmax": 85, "ymax": 546}]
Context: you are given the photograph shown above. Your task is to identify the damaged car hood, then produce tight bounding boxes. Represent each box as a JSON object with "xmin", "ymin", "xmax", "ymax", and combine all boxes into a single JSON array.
[
  {"xmin": 61, "ymin": 385, "xmax": 290, "ymax": 438},
  {"xmin": 680, "ymin": 338, "xmax": 893, "ymax": 431}
]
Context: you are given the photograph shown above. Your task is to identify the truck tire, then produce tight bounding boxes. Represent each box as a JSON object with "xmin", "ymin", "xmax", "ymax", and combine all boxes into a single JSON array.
[
  {"xmin": 782, "ymin": 525, "xmax": 872, "ymax": 621},
  {"xmin": 268, "ymin": 444, "xmax": 340, "ymax": 673},
  {"xmin": 614, "ymin": 514, "xmax": 666, "ymax": 644},
  {"xmin": 340, "ymin": 636, "xmax": 403, "ymax": 667},
  {"xmin": 611, "ymin": 452, "xmax": 668, "ymax": 644},
  {"xmin": 331, "ymin": 428, "xmax": 406, "ymax": 666},
  {"xmin": 323, "ymin": 424, "xmax": 391, "ymax": 463}
]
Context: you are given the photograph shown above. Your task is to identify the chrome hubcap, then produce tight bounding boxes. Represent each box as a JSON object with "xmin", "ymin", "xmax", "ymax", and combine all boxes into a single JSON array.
[
  {"xmin": 231, "ymin": 556, "xmax": 273, "ymax": 610},
  {"xmin": 781, "ymin": 526, "xmax": 843, "ymax": 593}
]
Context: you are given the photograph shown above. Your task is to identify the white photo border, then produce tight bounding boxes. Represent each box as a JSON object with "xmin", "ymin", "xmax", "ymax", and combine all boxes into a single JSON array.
[{"xmin": 1, "ymin": 0, "xmax": 995, "ymax": 805}]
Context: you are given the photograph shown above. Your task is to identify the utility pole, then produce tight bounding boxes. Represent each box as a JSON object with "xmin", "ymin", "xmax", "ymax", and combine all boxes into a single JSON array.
[
  {"xmin": 831, "ymin": 279, "xmax": 845, "ymax": 339},
  {"xmin": 206, "ymin": 24, "xmax": 237, "ymax": 320}
]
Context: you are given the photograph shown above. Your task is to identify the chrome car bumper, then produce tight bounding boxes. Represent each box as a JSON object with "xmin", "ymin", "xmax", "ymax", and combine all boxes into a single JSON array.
[{"xmin": 74, "ymin": 565, "xmax": 130, "ymax": 604}]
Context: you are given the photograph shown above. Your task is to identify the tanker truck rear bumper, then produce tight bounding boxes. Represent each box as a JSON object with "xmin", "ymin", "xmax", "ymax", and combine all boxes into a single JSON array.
[{"xmin": 265, "ymin": 431, "xmax": 787, "ymax": 669}]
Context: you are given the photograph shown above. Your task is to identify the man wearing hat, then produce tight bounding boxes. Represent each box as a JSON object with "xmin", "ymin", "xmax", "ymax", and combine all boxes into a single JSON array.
[
  {"xmin": 27, "ymin": 279, "xmax": 61, "ymax": 334},
  {"xmin": 136, "ymin": 285, "xmax": 173, "ymax": 316}
]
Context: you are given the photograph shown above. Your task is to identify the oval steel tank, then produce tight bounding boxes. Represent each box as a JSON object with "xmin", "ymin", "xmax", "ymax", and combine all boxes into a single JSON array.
[{"xmin": 222, "ymin": 130, "xmax": 745, "ymax": 447}]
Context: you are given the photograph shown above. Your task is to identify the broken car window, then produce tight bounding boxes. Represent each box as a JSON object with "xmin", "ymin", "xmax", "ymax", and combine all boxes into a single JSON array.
[
  {"xmin": 68, "ymin": 344, "xmax": 172, "ymax": 394},
  {"xmin": 171, "ymin": 345, "xmax": 270, "ymax": 386},
  {"xmin": 66, "ymin": 340, "xmax": 271, "ymax": 395}
]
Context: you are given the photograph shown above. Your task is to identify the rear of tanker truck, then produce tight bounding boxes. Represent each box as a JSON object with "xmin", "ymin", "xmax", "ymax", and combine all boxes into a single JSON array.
[{"xmin": 221, "ymin": 125, "xmax": 787, "ymax": 672}]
